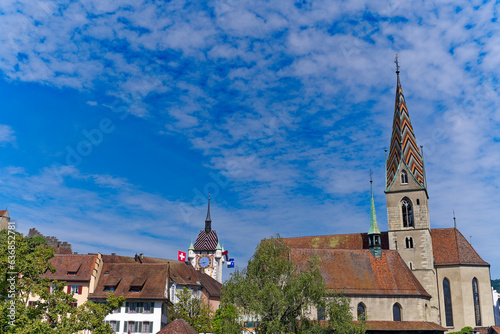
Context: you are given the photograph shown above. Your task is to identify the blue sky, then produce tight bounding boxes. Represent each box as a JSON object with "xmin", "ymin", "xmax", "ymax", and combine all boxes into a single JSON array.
[{"xmin": 1, "ymin": 0, "xmax": 500, "ymax": 280}]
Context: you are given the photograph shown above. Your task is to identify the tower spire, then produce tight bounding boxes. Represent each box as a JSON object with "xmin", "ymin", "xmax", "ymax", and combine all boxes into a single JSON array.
[
  {"xmin": 205, "ymin": 195, "xmax": 212, "ymax": 234},
  {"xmin": 386, "ymin": 55, "xmax": 425, "ymax": 191},
  {"xmin": 368, "ymin": 171, "xmax": 382, "ymax": 258},
  {"xmin": 395, "ymin": 53, "xmax": 400, "ymax": 74}
]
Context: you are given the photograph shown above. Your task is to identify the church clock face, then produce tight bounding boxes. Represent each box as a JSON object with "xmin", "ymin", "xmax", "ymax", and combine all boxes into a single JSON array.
[{"xmin": 198, "ymin": 255, "xmax": 211, "ymax": 268}]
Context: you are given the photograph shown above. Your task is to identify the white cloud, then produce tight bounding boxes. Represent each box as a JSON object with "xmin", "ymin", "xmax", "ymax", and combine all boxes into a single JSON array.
[{"xmin": 0, "ymin": 125, "xmax": 16, "ymax": 144}]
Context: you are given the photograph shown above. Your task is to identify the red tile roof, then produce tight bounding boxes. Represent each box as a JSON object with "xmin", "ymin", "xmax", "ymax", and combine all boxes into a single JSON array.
[
  {"xmin": 359, "ymin": 320, "xmax": 446, "ymax": 331},
  {"xmin": 195, "ymin": 270, "xmax": 221, "ymax": 297},
  {"xmin": 89, "ymin": 263, "xmax": 169, "ymax": 300},
  {"xmin": 431, "ymin": 228, "xmax": 489, "ymax": 266},
  {"xmin": 0, "ymin": 210, "xmax": 7, "ymax": 216},
  {"xmin": 290, "ymin": 248, "xmax": 430, "ymax": 297},
  {"xmin": 43, "ymin": 254, "xmax": 98, "ymax": 282},
  {"xmin": 168, "ymin": 261, "xmax": 200, "ymax": 286},
  {"xmin": 96, "ymin": 254, "xmax": 220, "ymax": 299},
  {"xmin": 156, "ymin": 319, "xmax": 198, "ymax": 334},
  {"xmin": 490, "ymin": 326, "xmax": 500, "ymax": 334},
  {"xmin": 282, "ymin": 232, "xmax": 389, "ymax": 250}
]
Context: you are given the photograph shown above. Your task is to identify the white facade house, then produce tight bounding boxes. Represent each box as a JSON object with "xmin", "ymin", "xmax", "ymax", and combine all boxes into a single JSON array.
[
  {"xmin": 493, "ymin": 287, "xmax": 500, "ymax": 326},
  {"xmin": 89, "ymin": 260, "xmax": 171, "ymax": 334},
  {"xmin": 101, "ymin": 300, "xmax": 168, "ymax": 333}
]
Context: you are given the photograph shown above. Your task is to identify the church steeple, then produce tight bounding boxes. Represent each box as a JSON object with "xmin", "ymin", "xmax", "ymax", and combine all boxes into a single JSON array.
[
  {"xmin": 205, "ymin": 196, "xmax": 212, "ymax": 234},
  {"xmin": 386, "ymin": 54, "xmax": 425, "ymax": 191},
  {"xmin": 368, "ymin": 175, "xmax": 382, "ymax": 258}
]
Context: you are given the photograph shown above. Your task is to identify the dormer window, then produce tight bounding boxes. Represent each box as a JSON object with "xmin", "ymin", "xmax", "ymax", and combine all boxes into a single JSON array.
[
  {"xmin": 103, "ymin": 277, "xmax": 121, "ymax": 292},
  {"xmin": 129, "ymin": 277, "xmax": 146, "ymax": 293},
  {"xmin": 67, "ymin": 263, "xmax": 82, "ymax": 275},
  {"xmin": 401, "ymin": 170, "xmax": 408, "ymax": 184}
]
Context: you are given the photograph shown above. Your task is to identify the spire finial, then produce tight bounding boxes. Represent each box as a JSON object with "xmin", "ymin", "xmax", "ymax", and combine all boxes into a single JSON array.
[
  {"xmin": 453, "ymin": 210, "xmax": 456, "ymax": 229},
  {"xmin": 205, "ymin": 194, "xmax": 212, "ymax": 233},
  {"xmin": 370, "ymin": 169, "xmax": 373, "ymax": 194},
  {"xmin": 395, "ymin": 53, "xmax": 400, "ymax": 74}
]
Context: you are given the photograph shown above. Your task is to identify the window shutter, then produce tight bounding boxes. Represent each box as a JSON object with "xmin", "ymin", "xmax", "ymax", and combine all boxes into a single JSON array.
[
  {"xmin": 134, "ymin": 321, "xmax": 138, "ymax": 332},
  {"xmin": 125, "ymin": 302, "xmax": 129, "ymax": 313},
  {"xmin": 138, "ymin": 302, "xmax": 143, "ymax": 313},
  {"xmin": 124, "ymin": 321, "xmax": 128, "ymax": 331},
  {"xmin": 116, "ymin": 321, "xmax": 120, "ymax": 332},
  {"xmin": 78, "ymin": 285, "xmax": 82, "ymax": 294},
  {"xmin": 138, "ymin": 321, "xmax": 142, "ymax": 333},
  {"xmin": 149, "ymin": 321, "xmax": 153, "ymax": 333},
  {"xmin": 151, "ymin": 302, "xmax": 154, "ymax": 313},
  {"xmin": 67, "ymin": 285, "xmax": 71, "ymax": 294}
]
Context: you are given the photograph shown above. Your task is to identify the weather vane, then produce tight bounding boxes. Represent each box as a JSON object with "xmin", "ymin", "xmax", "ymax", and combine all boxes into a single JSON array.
[{"xmin": 395, "ymin": 53, "xmax": 400, "ymax": 73}]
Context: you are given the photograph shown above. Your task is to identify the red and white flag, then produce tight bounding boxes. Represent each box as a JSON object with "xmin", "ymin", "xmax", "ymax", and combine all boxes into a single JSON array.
[{"xmin": 178, "ymin": 250, "xmax": 186, "ymax": 262}]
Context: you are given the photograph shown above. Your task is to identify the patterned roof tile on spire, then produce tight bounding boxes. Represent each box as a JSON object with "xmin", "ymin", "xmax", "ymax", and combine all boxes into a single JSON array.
[{"xmin": 386, "ymin": 70, "xmax": 425, "ymax": 189}]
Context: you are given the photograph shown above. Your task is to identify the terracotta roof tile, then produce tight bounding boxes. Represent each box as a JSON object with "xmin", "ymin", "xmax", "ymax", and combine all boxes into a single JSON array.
[
  {"xmin": 43, "ymin": 254, "xmax": 98, "ymax": 282},
  {"xmin": 100, "ymin": 254, "xmax": 220, "ymax": 297},
  {"xmin": 195, "ymin": 271, "xmax": 221, "ymax": 297},
  {"xmin": 290, "ymin": 248, "xmax": 430, "ymax": 297},
  {"xmin": 490, "ymin": 326, "xmax": 500, "ymax": 334},
  {"xmin": 156, "ymin": 319, "xmax": 198, "ymax": 334},
  {"xmin": 431, "ymin": 228, "xmax": 488, "ymax": 266},
  {"xmin": 358, "ymin": 320, "xmax": 446, "ymax": 331},
  {"xmin": 282, "ymin": 232, "xmax": 389, "ymax": 250},
  {"xmin": 169, "ymin": 261, "xmax": 200, "ymax": 286},
  {"xmin": 89, "ymin": 263, "xmax": 168, "ymax": 300},
  {"xmin": 0, "ymin": 210, "xmax": 7, "ymax": 216}
]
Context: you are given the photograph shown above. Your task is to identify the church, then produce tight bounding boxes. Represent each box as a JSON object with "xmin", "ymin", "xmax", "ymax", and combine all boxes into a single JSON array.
[{"xmin": 283, "ymin": 61, "xmax": 495, "ymax": 331}]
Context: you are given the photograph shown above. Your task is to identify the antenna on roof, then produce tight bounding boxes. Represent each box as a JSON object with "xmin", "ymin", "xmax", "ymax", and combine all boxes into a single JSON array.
[
  {"xmin": 453, "ymin": 210, "xmax": 456, "ymax": 229},
  {"xmin": 469, "ymin": 236, "xmax": 472, "ymax": 244}
]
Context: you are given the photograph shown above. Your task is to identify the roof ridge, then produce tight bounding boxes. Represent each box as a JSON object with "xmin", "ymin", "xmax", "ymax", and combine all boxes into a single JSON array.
[{"xmin": 454, "ymin": 228, "xmax": 461, "ymax": 264}]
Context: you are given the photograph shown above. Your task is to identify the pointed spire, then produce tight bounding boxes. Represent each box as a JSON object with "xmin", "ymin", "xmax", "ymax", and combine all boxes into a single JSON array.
[
  {"xmin": 204, "ymin": 195, "xmax": 212, "ymax": 234},
  {"xmin": 369, "ymin": 172, "xmax": 382, "ymax": 258},
  {"xmin": 386, "ymin": 55, "xmax": 425, "ymax": 191},
  {"xmin": 215, "ymin": 241, "xmax": 222, "ymax": 250},
  {"xmin": 369, "ymin": 174, "xmax": 381, "ymax": 235},
  {"xmin": 188, "ymin": 239, "xmax": 194, "ymax": 251}
]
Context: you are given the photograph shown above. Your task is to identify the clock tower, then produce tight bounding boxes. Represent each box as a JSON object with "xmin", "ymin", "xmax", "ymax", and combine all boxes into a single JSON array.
[{"xmin": 187, "ymin": 197, "xmax": 224, "ymax": 283}]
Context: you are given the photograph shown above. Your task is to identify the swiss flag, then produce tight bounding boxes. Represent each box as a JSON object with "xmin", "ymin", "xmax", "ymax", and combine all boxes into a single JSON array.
[{"xmin": 178, "ymin": 251, "xmax": 186, "ymax": 262}]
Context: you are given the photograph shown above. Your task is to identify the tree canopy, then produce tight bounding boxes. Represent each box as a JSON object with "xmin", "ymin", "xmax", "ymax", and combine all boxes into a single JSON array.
[
  {"xmin": 168, "ymin": 286, "xmax": 213, "ymax": 333},
  {"xmin": 221, "ymin": 235, "xmax": 365, "ymax": 334},
  {"xmin": 0, "ymin": 229, "xmax": 124, "ymax": 334}
]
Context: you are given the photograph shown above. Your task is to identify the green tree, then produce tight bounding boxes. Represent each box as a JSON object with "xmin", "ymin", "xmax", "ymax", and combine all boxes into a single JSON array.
[
  {"xmin": 168, "ymin": 287, "xmax": 213, "ymax": 332},
  {"xmin": 222, "ymin": 235, "xmax": 365, "ymax": 334},
  {"xmin": 213, "ymin": 304, "xmax": 242, "ymax": 334},
  {"xmin": 0, "ymin": 229, "xmax": 124, "ymax": 334}
]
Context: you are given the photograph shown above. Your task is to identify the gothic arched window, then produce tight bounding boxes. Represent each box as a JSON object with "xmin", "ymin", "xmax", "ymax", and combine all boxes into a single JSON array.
[
  {"xmin": 357, "ymin": 303, "xmax": 366, "ymax": 320},
  {"xmin": 402, "ymin": 198, "xmax": 414, "ymax": 227},
  {"xmin": 405, "ymin": 237, "xmax": 414, "ymax": 249},
  {"xmin": 393, "ymin": 303, "xmax": 402, "ymax": 321},
  {"xmin": 473, "ymin": 278, "xmax": 481, "ymax": 326},
  {"xmin": 443, "ymin": 278, "xmax": 453, "ymax": 326},
  {"xmin": 401, "ymin": 170, "xmax": 408, "ymax": 184}
]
